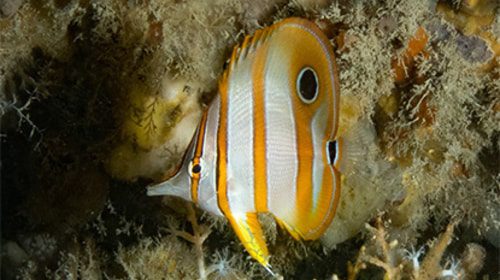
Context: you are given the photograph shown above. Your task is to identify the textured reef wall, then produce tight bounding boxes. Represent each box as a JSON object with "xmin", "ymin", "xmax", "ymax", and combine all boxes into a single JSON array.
[{"xmin": 1, "ymin": 0, "xmax": 498, "ymax": 279}]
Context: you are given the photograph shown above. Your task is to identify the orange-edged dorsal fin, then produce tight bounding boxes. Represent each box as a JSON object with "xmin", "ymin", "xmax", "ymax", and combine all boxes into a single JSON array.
[
  {"xmin": 219, "ymin": 23, "xmax": 277, "ymax": 99},
  {"xmin": 225, "ymin": 25, "xmax": 275, "ymax": 72},
  {"xmin": 227, "ymin": 212, "xmax": 271, "ymax": 269}
]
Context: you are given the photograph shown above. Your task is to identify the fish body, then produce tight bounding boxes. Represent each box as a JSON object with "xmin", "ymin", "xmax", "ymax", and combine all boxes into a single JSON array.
[{"xmin": 148, "ymin": 17, "xmax": 342, "ymax": 270}]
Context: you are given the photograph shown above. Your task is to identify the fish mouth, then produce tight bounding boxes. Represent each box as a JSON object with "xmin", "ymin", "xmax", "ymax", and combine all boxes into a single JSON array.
[{"xmin": 145, "ymin": 170, "xmax": 192, "ymax": 202}]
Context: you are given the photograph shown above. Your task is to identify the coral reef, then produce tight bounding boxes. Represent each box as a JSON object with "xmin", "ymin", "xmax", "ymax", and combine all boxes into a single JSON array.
[
  {"xmin": 346, "ymin": 217, "xmax": 486, "ymax": 280},
  {"xmin": 1, "ymin": 0, "xmax": 498, "ymax": 279}
]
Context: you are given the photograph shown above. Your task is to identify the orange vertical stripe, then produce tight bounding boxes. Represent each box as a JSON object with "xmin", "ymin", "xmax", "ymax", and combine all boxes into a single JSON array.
[
  {"xmin": 191, "ymin": 171, "xmax": 200, "ymax": 205},
  {"xmin": 252, "ymin": 44, "xmax": 268, "ymax": 213},
  {"xmin": 190, "ymin": 110, "xmax": 209, "ymax": 204},
  {"xmin": 194, "ymin": 110, "xmax": 209, "ymax": 159},
  {"xmin": 293, "ymin": 116, "xmax": 314, "ymax": 228},
  {"xmin": 216, "ymin": 75, "xmax": 230, "ymax": 216}
]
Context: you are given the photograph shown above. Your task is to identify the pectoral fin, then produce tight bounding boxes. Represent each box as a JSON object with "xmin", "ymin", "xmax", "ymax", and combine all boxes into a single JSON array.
[{"xmin": 228, "ymin": 212, "xmax": 271, "ymax": 270}]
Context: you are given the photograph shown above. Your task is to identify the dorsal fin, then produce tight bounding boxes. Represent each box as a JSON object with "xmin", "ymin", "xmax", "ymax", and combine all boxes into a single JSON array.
[{"xmin": 226, "ymin": 25, "xmax": 275, "ymax": 72}]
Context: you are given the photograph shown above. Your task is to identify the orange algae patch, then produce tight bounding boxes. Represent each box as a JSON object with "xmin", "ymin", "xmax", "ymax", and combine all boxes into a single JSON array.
[{"xmin": 391, "ymin": 27, "xmax": 429, "ymax": 85}]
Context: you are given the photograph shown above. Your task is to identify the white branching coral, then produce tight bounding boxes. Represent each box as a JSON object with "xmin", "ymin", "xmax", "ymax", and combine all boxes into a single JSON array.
[
  {"xmin": 441, "ymin": 257, "xmax": 463, "ymax": 280},
  {"xmin": 206, "ymin": 248, "xmax": 244, "ymax": 280},
  {"xmin": 404, "ymin": 245, "xmax": 425, "ymax": 273},
  {"xmin": 345, "ymin": 217, "xmax": 485, "ymax": 280}
]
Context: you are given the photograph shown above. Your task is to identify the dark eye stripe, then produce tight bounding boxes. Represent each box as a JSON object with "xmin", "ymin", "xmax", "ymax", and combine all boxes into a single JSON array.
[{"xmin": 192, "ymin": 164, "xmax": 201, "ymax": 174}]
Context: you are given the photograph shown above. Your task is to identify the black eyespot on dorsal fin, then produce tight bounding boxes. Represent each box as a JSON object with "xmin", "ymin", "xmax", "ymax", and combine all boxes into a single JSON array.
[
  {"xmin": 327, "ymin": 140, "xmax": 338, "ymax": 165},
  {"xmin": 296, "ymin": 67, "xmax": 319, "ymax": 104}
]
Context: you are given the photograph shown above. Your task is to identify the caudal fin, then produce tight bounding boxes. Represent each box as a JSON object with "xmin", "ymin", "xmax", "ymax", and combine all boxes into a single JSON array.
[{"xmin": 334, "ymin": 119, "xmax": 378, "ymax": 177}]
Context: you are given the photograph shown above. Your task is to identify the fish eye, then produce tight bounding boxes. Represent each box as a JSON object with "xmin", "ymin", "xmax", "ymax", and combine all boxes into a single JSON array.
[
  {"xmin": 296, "ymin": 67, "xmax": 319, "ymax": 104},
  {"xmin": 188, "ymin": 161, "xmax": 202, "ymax": 177},
  {"xmin": 192, "ymin": 164, "xmax": 201, "ymax": 174}
]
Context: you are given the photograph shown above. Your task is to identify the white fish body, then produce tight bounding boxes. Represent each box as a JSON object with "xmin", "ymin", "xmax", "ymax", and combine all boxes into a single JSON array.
[{"xmin": 148, "ymin": 17, "xmax": 342, "ymax": 270}]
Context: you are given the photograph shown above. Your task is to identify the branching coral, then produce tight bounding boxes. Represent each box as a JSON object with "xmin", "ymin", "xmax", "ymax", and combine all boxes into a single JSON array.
[
  {"xmin": 159, "ymin": 201, "xmax": 254, "ymax": 279},
  {"xmin": 117, "ymin": 236, "xmax": 199, "ymax": 279},
  {"xmin": 165, "ymin": 203, "xmax": 212, "ymax": 279},
  {"xmin": 0, "ymin": 92, "xmax": 42, "ymax": 148},
  {"xmin": 346, "ymin": 216, "xmax": 485, "ymax": 280}
]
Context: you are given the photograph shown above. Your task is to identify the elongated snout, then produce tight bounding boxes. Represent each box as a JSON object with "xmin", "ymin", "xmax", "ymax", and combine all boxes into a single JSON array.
[
  {"xmin": 146, "ymin": 169, "xmax": 191, "ymax": 202},
  {"xmin": 147, "ymin": 181, "xmax": 174, "ymax": 196}
]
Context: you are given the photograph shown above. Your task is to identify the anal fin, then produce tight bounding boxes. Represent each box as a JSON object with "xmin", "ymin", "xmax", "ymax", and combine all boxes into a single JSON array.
[{"xmin": 228, "ymin": 212, "xmax": 271, "ymax": 269}]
